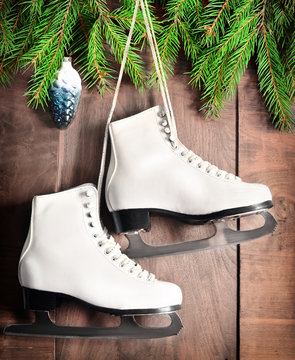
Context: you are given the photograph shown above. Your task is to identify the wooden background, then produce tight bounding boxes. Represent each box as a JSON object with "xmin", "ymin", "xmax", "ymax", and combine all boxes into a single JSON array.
[{"xmin": 0, "ymin": 61, "xmax": 294, "ymax": 360}]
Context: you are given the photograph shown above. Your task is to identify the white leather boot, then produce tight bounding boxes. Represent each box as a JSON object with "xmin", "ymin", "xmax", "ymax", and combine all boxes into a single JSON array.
[
  {"xmin": 105, "ymin": 106, "xmax": 276, "ymax": 258},
  {"xmin": 5, "ymin": 184, "xmax": 182, "ymax": 338}
]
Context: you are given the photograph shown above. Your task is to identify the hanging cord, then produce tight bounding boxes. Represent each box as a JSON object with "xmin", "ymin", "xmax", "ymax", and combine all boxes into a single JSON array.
[
  {"xmin": 97, "ymin": 0, "xmax": 139, "ymax": 217},
  {"xmin": 140, "ymin": 0, "xmax": 176, "ymax": 131},
  {"xmin": 97, "ymin": 0, "xmax": 175, "ymax": 216}
]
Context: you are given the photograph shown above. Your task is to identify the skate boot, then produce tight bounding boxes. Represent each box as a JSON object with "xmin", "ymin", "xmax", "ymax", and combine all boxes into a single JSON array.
[
  {"xmin": 4, "ymin": 184, "xmax": 182, "ymax": 338},
  {"xmin": 105, "ymin": 106, "xmax": 277, "ymax": 258}
]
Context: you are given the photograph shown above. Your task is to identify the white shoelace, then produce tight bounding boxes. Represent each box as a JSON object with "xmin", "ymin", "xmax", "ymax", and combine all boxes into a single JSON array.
[
  {"xmin": 91, "ymin": 223, "xmax": 155, "ymax": 281},
  {"xmin": 160, "ymin": 118, "xmax": 240, "ymax": 181}
]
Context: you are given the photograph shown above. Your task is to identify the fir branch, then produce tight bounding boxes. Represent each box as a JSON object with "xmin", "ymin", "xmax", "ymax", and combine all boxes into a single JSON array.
[
  {"xmin": 234, "ymin": 0, "xmax": 255, "ymax": 23},
  {"xmin": 0, "ymin": 0, "xmax": 16, "ymax": 85},
  {"xmin": 217, "ymin": 10, "xmax": 262, "ymax": 55},
  {"xmin": 190, "ymin": 52, "xmax": 213, "ymax": 86},
  {"xmin": 24, "ymin": 0, "xmax": 80, "ymax": 108},
  {"xmin": 201, "ymin": 0, "xmax": 231, "ymax": 44},
  {"xmin": 271, "ymin": 28, "xmax": 295, "ymax": 94},
  {"xmin": 33, "ymin": 0, "xmax": 73, "ymax": 101},
  {"xmin": 12, "ymin": 4, "xmax": 23, "ymax": 34},
  {"xmin": 201, "ymin": 52, "xmax": 229, "ymax": 118},
  {"xmin": 177, "ymin": 18, "xmax": 198, "ymax": 59},
  {"xmin": 92, "ymin": 0, "xmax": 147, "ymax": 88},
  {"xmin": 82, "ymin": 16, "xmax": 113, "ymax": 92},
  {"xmin": 204, "ymin": 0, "xmax": 229, "ymax": 37},
  {"xmin": 257, "ymin": 26, "xmax": 293, "ymax": 130},
  {"xmin": 227, "ymin": 27, "xmax": 258, "ymax": 93},
  {"xmin": 0, "ymin": 0, "xmax": 293, "ymax": 130}
]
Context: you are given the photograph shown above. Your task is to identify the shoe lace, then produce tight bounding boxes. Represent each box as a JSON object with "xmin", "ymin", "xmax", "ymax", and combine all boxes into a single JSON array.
[
  {"xmin": 159, "ymin": 116, "xmax": 241, "ymax": 181},
  {"xmin": 91, "ymin": 224, "xmax": 155, "ymax": 281}
]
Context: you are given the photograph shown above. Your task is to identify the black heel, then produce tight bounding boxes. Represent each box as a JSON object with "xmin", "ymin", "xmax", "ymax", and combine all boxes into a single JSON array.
[
  {"xmin": 112, "ymin": 209, "xmax": 151, "ymax": 234},
  {"xmin": 23, "ymin": 287, "xmax": 57, "ymax": 311}
]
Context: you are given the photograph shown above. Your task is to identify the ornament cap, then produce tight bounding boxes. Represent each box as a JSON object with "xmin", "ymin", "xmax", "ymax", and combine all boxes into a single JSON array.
[{"xmin": 63, "ymin": 56, "xmax": 72, "ymax": 63}]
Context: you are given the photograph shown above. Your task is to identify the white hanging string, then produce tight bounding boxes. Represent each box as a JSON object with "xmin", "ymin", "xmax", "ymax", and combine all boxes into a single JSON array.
[
  {"xmin": 97, "ymin": 0, "xmax": 175, "ymax": 215},
  {"xmin": 97, "ymin": 0, "xmax": 139, "ymax": 216},
  {"xmin": 140, "ymin": 0, "xmax": 176, "ymax": 130}
]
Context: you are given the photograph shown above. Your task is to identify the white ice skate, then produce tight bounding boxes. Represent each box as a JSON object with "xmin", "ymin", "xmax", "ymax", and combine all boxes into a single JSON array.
[
  {"xmin": 4, "ymin": 184, "xmax": 182, "ymax": 338},
  {"xmin": 98, "ymin": 0, "xmax": 277, "ymax": 259},
  {"xmin": 105, "ymin": 106, "xmax": 277, "ymax": 258}
]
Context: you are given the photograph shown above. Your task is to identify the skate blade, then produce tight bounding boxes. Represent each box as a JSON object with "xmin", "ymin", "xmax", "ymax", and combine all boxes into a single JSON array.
[
  {"xmin": 124, "ymin": 211, "xmax": 277, "ymax": 258},
  {"xmin": 4, "ymin": 311, "xmax": 182, "ymax": 339}
]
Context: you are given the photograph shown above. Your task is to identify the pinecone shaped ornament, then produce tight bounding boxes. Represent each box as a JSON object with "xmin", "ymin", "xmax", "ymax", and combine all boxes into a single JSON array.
[{"xmin": 48, "ymin": 57, "xmax": 82, "ymax": 129}]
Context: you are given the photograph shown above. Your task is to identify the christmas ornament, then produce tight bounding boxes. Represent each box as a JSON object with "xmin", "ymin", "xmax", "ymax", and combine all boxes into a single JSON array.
[{"xmin": 48, "ymin": 57, "xmax": 82, "ymax": 129}]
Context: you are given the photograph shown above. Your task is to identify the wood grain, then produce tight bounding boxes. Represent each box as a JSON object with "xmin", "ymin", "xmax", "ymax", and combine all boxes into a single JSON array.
[
  {"xmin": 238, "ymin": 65, "xmax": 295, "ymax": 359},
  {"xmin": 54, "ymin": 64, "xmax": 237, "ymax": 360},
  {"xmin": 0, "ymin": 74, "xmax": 58, "ymax": 359}
]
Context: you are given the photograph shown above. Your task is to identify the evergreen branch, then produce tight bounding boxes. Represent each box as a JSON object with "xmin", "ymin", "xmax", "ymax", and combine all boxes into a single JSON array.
[
  {"xmin": 33, "ymin": 0, "xmax": 73, "ymax": 101},
  {"xmin": 0, "ymin": 0, "xmax": 5, "ymax": 11},
  {"xmin": 234, "ymin": 0, "xmax": 255, "ymax": 23},
  {"xmin": 43, "ymin": 2, "xmax": 62, "ymax": 35},
  {"xmin": 227, "ymin": 27, "xmax": 258, "ymax": 92},
  {"xmin": 30, "ymin": 33, "xmax": 60, "ymax": 65},
  {"xmin": 218, "ymin": 10, "xmax": 262, "ymax": 54},
  {"xmin": 202, "ymin": 52, "xmax": 229, "ymax": 118},
  {"xmin": 15, "ymin": 9, "xmax": 38, "ymax": 63},
  {"xmin": 204, "ymin": 0, "xmax": 229, "ymax": 37},
  {"xmin": 12, "ymin": 4, "xmax": 23, "ymax": 33},
  {"xmin": 0, "ymin": 0, "xmax": 293, "ymax": 130},
  {"xmin": 196, "ymin": 1, "xmax": 200, "ymax": 25},
  {"xmin": 104, "ymin": 18, "xmax": 146, "ymax": 86},
  {"xmin": 257, "ymin": 26, "xmax": 293, "ymax": 130},
  {"xmin": 105, "ymin": 14, "xmax": 144, "ymax": 25},
  {"xmin": 190, "ymin": 51, "xmax": 213, "ymax": 86},
  {"xmin": 161, "ymin": 20, "xmax": 177, "ymax": 62},
  {"xmin": 78, "ymin": 12, "xmax": 89, "ymax": 43},
  {"xmin": 261, "ymin": 0, "xmax": 267, "ymax": 24},
  {"xmin": 92, "ymin": 23, "xmax": 105, "ymax": 83},
  {"xmin": 0, "ymin": 23, "xmax": 6, "ymax": 45},
  {"xmin": 272, "ymin": 28, "xmax": 295, "ymax": 91},
  {"xmin": 93, "ymin": 0, "xmax": 147, "ymax": 87},
  {"xmin": 175, "ymin": 0, "xmax": 185, "ymax": 12},
  {"xmin": 177, "ymin": 18, "xmax": 198, "ymax": 59}
]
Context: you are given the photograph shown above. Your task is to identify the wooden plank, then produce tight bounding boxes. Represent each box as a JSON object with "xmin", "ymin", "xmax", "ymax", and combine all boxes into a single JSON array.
[
  {"xmin": 0, "ymin": 74, "xmax": 58, "ymax": 360},
  {"xmin": 239, "ymin": 65, "xmax": 295, "ymax": 359},
  {"xmin": 55, "ymin": 65, "xmax": 237, "ymax": 359}
]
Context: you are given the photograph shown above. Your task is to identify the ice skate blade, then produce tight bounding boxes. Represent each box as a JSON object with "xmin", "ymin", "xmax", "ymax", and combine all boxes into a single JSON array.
[
  {"xmin": 124, "ymin": 211, "xmax": 277, "ymax": 259},
  {"xmin": 4, "ymin": 311, "xmax": 183, "ymax": 339}
]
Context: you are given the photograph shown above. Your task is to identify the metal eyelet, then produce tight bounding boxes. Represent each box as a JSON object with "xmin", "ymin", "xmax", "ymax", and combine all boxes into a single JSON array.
[
  {"xmin": 86, "ymin": 202, "xmax": 94, "ymax": 209},
  {"xmin": 86, "ymin": 189, "xmax": 94, "ymax": 197}
]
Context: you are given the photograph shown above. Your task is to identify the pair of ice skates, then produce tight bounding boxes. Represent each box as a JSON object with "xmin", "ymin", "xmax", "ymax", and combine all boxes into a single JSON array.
[
  {"xmin": 4, "ymin": 0, "xmax": 277, "ymax": 340},
  {"xmin": 4, "ymin": 105, "xmax": 277, "ymax": 339}
]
